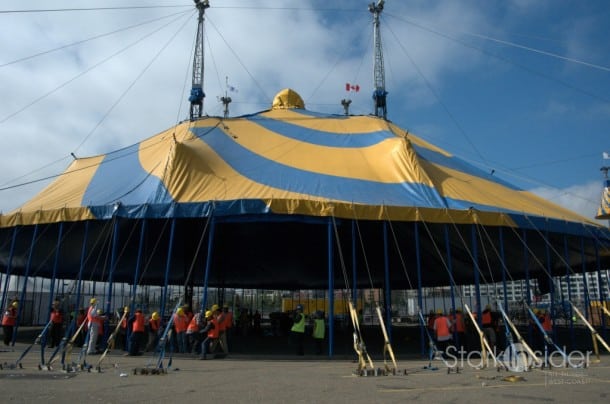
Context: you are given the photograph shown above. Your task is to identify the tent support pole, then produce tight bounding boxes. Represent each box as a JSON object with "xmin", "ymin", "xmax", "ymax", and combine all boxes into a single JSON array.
[
  {"xmin": 13, "ymin": 224, "xmax": 39, "ymax": 345},
  {"xmin": 580, "ymin": 237, "xmax": 591, "ymax": 332},
  {"xmin": 351, "ymin": 221, "xmax": 357, "ymax": 313},
  {"xmin": 545, "ymin": 229, "xmax": 556, "ymax": 338},
  {"xmin": 327, "ymin": 218, "xmax": 334, "ymax": 358},
  {"xmin": 47, "ymin": 223, "xmax": 64, "ymax": 315},
  {"xmin": 414, "ymin": 222, "xmax": 425, "ymax": 357},
  {"xmin": 471, "ymin": 225, "xmax": 482, "ymax": 326},
  {"xmin": 383, "ymin": 222, "xmax": 392, "ymax": 341},
  {"xmin": 563, "ymin": 235, "xmax": 575, "ymax": 350},
  {"xmin": 594, "ymin": 240, "xmax": 607, "ymax": 339},
  {"xmin": 523, "ymin": 230, "xmax": 533, "ymax": 345},
  {"xmin": 499, "ymin": 228, "xmax": 508, "ymax": 316},
  {"xmin": 444, "ymin": 225, "xmax": 457, "ymax": 344},
  {"xmin": 1, "ymin": 226, "xmax": 19, "ymax": 317},
  {"xmin": 130, "ymin": 219, "xmax": 147, "ymax": 311},
  {"xmin": 160, "ymin": 218, "xmax": 177, "ymax": 317},
  {"xmin": 104, "ymin": 219, "xmax": 120, "ymax": 346},
  {"xmin": 75, "ymin": 222, "xmax": 89, "ymax": 314},
  {"xmin": 201, "ymin": 217, "xmax": 216, "ymax": 312}
]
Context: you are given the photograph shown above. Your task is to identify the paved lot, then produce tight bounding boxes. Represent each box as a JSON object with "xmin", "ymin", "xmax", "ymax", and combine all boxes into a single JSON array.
[{"xmin": 0, "ymin": 342, "xmax": 608, "ymax": 404}]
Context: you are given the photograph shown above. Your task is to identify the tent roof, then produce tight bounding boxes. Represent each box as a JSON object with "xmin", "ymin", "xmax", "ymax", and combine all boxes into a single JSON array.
[{"xmin": 0, "ymin": 90, "xmax": 602, "ymax": 236}]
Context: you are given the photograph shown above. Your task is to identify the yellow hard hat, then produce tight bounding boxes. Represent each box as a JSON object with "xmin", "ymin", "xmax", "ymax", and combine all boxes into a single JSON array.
[
  {"xmin": 11, "ymin": 301, "xmax": 18, "ymax": 308},
  {"xmin": 124, "ymin": 306, "xmax": 130, "ymax": 313},
  {"xmin": 176, "ymin": 308, "xmax": 184, "ymax": 316},
  {"xmin": 436, "ymin": 308, "xmax": 442, "ymax": 315},
  {"xmin": 533, "ymin": 308, "xmax": 540, "ymax": 314},
  {"xmin": 97, "ymin": 309, "xmax": 103, "ymax": 315},
  {"xmin": 152, "ymin": 312, "xmax": 160, "ymax": 320},
  {"xmin": 211, "ymin": 304, "xmax": 219, "ymax": 312},
  {"xmin": 90, "ymin": 298, "xmax": 97, "ymax": 305},
  {"xmin": 205, "ymin": 310, "xmax": 213, "ymax": 318}
]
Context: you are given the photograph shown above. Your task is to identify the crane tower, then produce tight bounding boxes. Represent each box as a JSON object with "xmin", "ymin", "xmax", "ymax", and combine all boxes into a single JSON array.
[
  {"xmin": 369, "ymin": 0, "xmax": 387, "ymax": 119},
  {"xmin": 189, "ymin": 0, "xmax": 210, "ymax": 121}
]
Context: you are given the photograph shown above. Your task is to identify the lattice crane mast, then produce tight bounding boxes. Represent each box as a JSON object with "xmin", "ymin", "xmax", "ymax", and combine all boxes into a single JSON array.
[
  {"xmin": 369, "ymin": 0, "xmax": 387, "ymax": 119},
  {"xmin": 189, "ymin": 0, "xmax": 210, "ymax": 121}
]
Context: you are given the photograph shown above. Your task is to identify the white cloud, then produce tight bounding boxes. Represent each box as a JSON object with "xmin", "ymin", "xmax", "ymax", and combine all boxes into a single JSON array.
[{"xmin": 530, "ymin": 181, "xmax": 606, "ymax": 224}]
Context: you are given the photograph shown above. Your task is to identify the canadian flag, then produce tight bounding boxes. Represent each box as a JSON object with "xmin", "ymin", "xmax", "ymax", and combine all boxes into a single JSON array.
[{"xmin": 345, "ymin": 83, "xmax": 360, "ymax": 92}]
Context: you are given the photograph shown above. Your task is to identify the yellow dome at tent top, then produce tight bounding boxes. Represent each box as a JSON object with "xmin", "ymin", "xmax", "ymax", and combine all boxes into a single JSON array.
[{"xmin": 272, "ymin": 88, "xmax": 305, "ymax": 110}]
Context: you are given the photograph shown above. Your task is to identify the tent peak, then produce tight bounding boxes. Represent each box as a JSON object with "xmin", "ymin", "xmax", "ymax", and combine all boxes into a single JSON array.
[{"xmin": 272, "ymin": 88, "xmax": 304, "ymax": 110}]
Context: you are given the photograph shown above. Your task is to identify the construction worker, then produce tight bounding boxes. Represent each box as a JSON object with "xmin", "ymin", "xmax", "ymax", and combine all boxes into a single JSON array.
[
  {"xmin": 173, "ymin": 307, "xmax": 188, "ymax": 353},
  {"xmin": 291, "ymin": 304, "xmax": 306, "ymax": 356},
  {"xmin": 223, "ymin": 304, "xmax": 234, "ymax": 346},
  {"xmin": 128, "ymin": 309, "xmax": 145, "ymax": 356},
  {"xmin": 214, "ymin": 304, "xmax": 228, "ymax": 356},
  {"xmin": 450, "ymin": 308, "xmax": 466, "ymax": 349},
  {"xmin": 313, "ymin": 311, "xmax": 325, "ymax": 355},
  {"xmin": 49, "ymin": 299, "xmax": 64, "ymax": 348},
  {"xmin": 481, "ymin": 304, "xmax": 496, "ymax": 352},
  {"xmin": 116, "ymin": 306, "xmax": 129, "ymax": 350},
  {"xmin": 187, "ymin": 308, "xmax": 204, "ymax": 354},
  {"xmin": 199, "ymin": 310, "xmax": 218, "ymax": 359},
  {"xmin": 433, "ymin": 308, "xmax": 453, "ymax": 358},
  {"xmin": 146, "ymin": 312, "xmax": 161, "ymax": 352},
  {"xmin": 75, "ymin": 308, "xmax": 86, "ymax": 347},
  {"xmin": 2, "ymin": 300, "xmax": 18, "ymax": 346},
  {"xmin": 86, "ymin": 298, "xmax": 102, "ymax": 354}
]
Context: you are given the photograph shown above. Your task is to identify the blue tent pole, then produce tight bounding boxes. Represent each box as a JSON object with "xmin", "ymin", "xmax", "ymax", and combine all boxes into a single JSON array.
[
  {"xmin": 580, "ymin": 237, "xmax": 590, "ymax": 330},
  {"xmin": 75, "ymin": 222, "xmax": 89, "ymax": 314},
  {"xmin": 200, "ymin": 217, "xmax": 216, "ymax": 311},
  {"xmin": 444, "ymin": 225, "xmax": 457, "ymax": 343},
  {"xmin": 499, "ymin": 228, "xmax": 508, "ymax": 314},
  {"xmin": 471, "ymin": 225, "xmax": 482, "ymax": 326},
  {"xmin": 327, "ymin": 218, "xmax": 334, "ymax": 358},
  {"xmin": 13, "ymin": 224, "xmax": 39, "ymax": 345},
  {"xmin": 160, "ymin": 218, "xmax": 177, "ymax": 317},
  {"xmin": 522, "ymin": 230, "xmax": 533, "ymax": 345},
  {"xmin": 126, "ymin": 219, "xmax": 147, "ymax": 352},
  {"xmin": 383, "ymin": 222, "xmax": 392, "ymax": 342},
  {"xmin": 594, "ymin": 240, "xmax": 607, "ymax": 339},
  {"xmin": 544, "ymin": 229, "xmax": 556, "ymax": 338},
  {"xmin": 1, "ymin": 226, "xmax": 19, "ymax": 315},
  {"xmin": 103, "ymin": 219, "xmax": 120, "ymax": 346},
  {"xmin": 563, "ymin": 235, "xmax": 575, "ymax": 350},
  {"xmin": 47, "ymin": 223, "xmax": 64, "ymax": 316},
  {"xmin": 414, "ymin": 222, "xmax": 424, "ymax": 357},
  {"xmin": 351, "ymin": 220, "xmax": 357, "ymax": 311}
]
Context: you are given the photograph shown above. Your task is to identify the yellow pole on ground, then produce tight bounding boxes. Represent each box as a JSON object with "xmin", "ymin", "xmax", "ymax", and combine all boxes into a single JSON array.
[
  {"xmin": 571, "ymin": 302, "xmax": 610, "ymax": 354},
  {"xmin": 375, "ymin": 305, "xmax": 398, "ymax": 371},
  {"xmin": 464, "ymin": 304, "xmax": 499, "ymax": 368},
  {"xmin": 498, "ymin": 303, "xmax": 541, "ymax": 367},
  {"xmin": 348, "ymin": 301, "xmax": 374, "ymax": 370}
]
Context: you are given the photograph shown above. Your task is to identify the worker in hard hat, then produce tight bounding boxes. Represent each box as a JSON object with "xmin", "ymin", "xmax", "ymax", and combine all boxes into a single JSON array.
[
  {"xmin": 86, "ymin": 298, "xmax": 103, "ymax": 355},
  {"xmin": 116, "ymin": 306, "xmax": 129, "ymax": 351},
  {"xmin": 291, "ymin": 304, "xmax": 306, "ymax": 356},
  {"xmin": 173, "ymin": 307, "xmax": 189, "ymax": 353},
  {"xmin": 199, "ymin": 310, "xmax": 218, "ymax": 360},
  {"xmin": 2, "ymin": 299, "xmax": 19, "ymax": 346},
  {"xmin": 146, "ymin": 311, "xmax": 161, "ymax": 352},
  {"xmin": 433, "ymin": 309, "xmax": 453, "ymax": 358}
]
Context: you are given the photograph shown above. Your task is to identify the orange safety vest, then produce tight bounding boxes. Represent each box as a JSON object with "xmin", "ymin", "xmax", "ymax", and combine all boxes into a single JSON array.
[
  {"xmin": 2, "ymin": 307, "xmax": 17, "ymax": 326},
  {"xmin": 207, "ymin": 318, "xmax": 219, "ymax": 339},
  {"xmin": 149, "ymin": 318, "xmax": 160, "ymax": 332},
  {"xmin": 482, "ymin": 311, "xmax": 492, "ymax": 326},
  {"xmin": 133, "ymin": 312, "xmax": 145, "ymax": 333},
  {"xmin": 87, "ymin": 306, "xmax": 97, "ymax": 324},
  {"xmin": 187, "ymin": 315, "xmax": 199, "ymax": 333},
  {"xmin": 225, "ymin": 311, "xmax": 233, "ymax": 328},
  {"xmin": 50, "ymin": 309, "xmax": 63, "ymax": 324},
  {"xmin": 455, "ymin": 312, "xmax": 465, "ymax": 333},
  {"xmin": 173, "ymin": 314, "xmax": 188, "ymax": 333},
  {"xmin": 216, "ymin": 312, "xmax": 226, "ymax": 332},
  {"xmin": 434, "ymin": 316, "xmax": 451, "ymax": 338},
  {"xmin": 542, "ymin": 313, "xmax": 552, "ymax": 332}
]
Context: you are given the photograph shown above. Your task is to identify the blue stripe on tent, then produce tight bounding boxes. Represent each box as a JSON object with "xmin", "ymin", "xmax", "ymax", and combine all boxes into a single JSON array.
[
  {"xmin": 82, "ymin": 144, "xmax": 173, "ymax": 206},
  {"xmin": 193, "ymin": 127, "xmax": 447, "ymax": 207},
  {"xmin": 412, "ymin": 144, "xmax": 521, "ymax": 190},
  {"xmin": 245, "ymin": 115, "xmax": 393, "ymax": 148}
]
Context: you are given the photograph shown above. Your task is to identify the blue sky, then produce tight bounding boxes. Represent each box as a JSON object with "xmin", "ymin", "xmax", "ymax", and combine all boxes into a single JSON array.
[{"xmin": 0, "ymin": 0, "xmax": 609, "ymax": 223}]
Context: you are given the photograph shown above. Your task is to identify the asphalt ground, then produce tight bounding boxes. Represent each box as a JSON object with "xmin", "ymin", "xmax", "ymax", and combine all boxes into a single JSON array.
[{"xmin": 0, "ymin": 342, "xmax": 609, "ymax": 404}]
